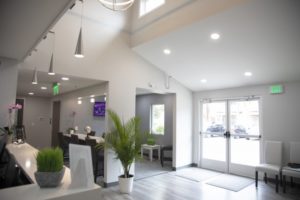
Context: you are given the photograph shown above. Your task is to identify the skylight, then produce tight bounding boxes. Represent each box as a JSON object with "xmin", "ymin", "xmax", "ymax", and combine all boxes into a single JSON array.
[{"xmin": 139, "ymin": 0, "xmax": 165, "ymax": 17}]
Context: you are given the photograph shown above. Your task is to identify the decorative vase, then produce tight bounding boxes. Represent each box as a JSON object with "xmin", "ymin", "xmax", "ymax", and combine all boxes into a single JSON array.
[
  {"xmin": 34, "ymin": 167, "xmax": 65, "ymax": 188},
  {"xmin": 119, "ymin": 175, "xmax": 134, "ymax": 194}
]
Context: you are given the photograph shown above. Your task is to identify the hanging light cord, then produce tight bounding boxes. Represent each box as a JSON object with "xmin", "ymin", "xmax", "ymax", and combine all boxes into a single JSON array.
[
  {"xmin": 52, "ymin": 32, "xmax": 56, "ymax": 53},
  {"xmin": 80, "ymin": 0, "xmax": 84, "ymax": 28}
]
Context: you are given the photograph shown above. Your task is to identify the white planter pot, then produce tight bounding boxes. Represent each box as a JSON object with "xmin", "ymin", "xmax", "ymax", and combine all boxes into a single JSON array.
[{"xmin": 119, "ymin": 175, "xmax": 134, "ymax": 194}]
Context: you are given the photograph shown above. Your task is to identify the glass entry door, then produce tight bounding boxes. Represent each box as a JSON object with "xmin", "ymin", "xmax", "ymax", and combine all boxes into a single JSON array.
[
  {"xmin": 200, "ymin": 99, "xmax": 261, "ymax": 177},
  {"xmin": 201, "ymin": 101, "xmax": 228, "ymax": 172}
]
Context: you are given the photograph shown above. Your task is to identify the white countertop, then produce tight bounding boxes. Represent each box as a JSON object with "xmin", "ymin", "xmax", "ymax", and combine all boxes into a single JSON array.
[{"xmin": 0, "ymin": 143, "xmax": 101, "ymax": 200}]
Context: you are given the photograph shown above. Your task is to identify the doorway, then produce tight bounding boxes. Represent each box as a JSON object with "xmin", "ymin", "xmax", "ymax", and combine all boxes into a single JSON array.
[
  {"xmin": 51, "ymin": 101, "xmax": 61, "ymax": 147},
  {"xmin": 200, "ymin": 98, "xmax": 261, "ymax": 178},
  {"xmin": 135, "ymin": 88, "xmax": 175, "ymax": 180}
]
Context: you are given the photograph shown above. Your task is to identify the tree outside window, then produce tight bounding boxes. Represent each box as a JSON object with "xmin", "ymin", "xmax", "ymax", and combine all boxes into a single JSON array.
[{"xmin": 151, "ymin": 104, "xmax": 165, "ymax": 135}]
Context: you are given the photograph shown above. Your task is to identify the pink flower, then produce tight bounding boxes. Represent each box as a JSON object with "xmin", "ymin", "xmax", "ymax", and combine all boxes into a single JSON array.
[{"xmin": 8, "ymin": 104, "xmax": 22, "ymax": 110}]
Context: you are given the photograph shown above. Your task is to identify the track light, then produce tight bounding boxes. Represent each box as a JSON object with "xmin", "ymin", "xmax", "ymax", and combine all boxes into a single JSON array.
[
  {"xmin": 48, "ymin": 54, "xmax": 55, "ymax": 75},
  {"xmin": 32, "ymin": 68, "xmax": 38, "ymax": 85}
]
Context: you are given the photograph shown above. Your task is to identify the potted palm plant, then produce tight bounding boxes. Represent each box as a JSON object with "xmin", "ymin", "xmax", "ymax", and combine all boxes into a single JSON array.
[
  {"xmin": 101, "ymin": 109, "xmax": 145, "ymax": 194},
  {"xmin": 34, "ymin": 147, "xmax": 65, "ymax": 187}
]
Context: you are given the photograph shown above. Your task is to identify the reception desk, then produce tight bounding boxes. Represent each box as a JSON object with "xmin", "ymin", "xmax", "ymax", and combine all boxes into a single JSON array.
[{"xmin": 0, "ymin": 143, "xmax": 101, "ymax": 200}]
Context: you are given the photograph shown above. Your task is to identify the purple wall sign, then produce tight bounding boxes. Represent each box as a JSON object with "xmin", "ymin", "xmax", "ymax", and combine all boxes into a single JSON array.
[{"xmin": 93, "ymin": 102, "xmax": 105, "ymax": 117}]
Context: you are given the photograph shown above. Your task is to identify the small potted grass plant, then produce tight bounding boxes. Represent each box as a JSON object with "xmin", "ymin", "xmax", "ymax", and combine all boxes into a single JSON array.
[{"xmin": 35, "ymin": 147, "xmax": 65, "ymax": 188}]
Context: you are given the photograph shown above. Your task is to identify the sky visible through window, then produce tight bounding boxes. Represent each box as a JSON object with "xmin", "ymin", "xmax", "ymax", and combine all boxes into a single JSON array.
[{"xmin": 140, "ymin": 0, "xmax": 165, "ymax": 17}]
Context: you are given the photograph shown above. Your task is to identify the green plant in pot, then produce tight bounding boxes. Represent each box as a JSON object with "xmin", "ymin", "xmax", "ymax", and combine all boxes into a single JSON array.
[
  {"xmin": 146, "ymin": 133, "xmax": 156, "ymax": 145},
  {"xmin": 98, "ymin": 109, "xmax": 145, "ymax": 194},
  {"xmin": 34, "ymin": 147, "xmax": 65, "ymax": 188}
]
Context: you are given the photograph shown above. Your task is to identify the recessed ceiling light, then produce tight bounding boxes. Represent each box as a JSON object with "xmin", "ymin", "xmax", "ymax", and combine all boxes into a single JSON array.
[
  {"xmin": 201, "ymin": 79, "xmax": 207, "ymax": 83},
  {"xmin": 210, "ymin": 33, "xmax": 220, "ymax": 40},
  {"xmin": 77, "ymin": 100, "xmax": 82, "ymax": 105},
  {"xmin": 41, "ymin": 86, "xmax": 47, "ymax": 90},
  {"xmin": 244, "ymin": 72, "xmax": 253, "ymax": 77},
  {"xmin": 90, "ymin": 95, "xmax": 95, "ymax": 98},
  {"xmin": 61, "ymin": 77, "xmax": 69, "ymax": 81},
  {"xmin": 78, "ymin": 97, "xmax": 82, "ymax": 100},
  {"xmin": 163, "ymin": 49, "xmax": 171, "ymax": 55},
  {"xmin": 90, "ymin": 98, "xmax": 95, "ymax": 103},
  {"xmin": 28, "ymin": 92, "xmax": 34, "ymax": 95}
]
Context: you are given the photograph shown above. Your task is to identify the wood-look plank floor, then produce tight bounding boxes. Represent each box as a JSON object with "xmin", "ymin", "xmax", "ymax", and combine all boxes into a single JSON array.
[{"xmin": 98, "ymin": 170, "xmax": 300, "ymax": 200}]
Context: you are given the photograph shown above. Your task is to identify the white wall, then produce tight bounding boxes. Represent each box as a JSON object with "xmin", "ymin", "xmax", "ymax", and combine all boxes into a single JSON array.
[
  {"xmin": 18, "ymin": 96, "xmax": 52, "ymax": 149},
  {"xmin": 0, "ymin": 58, "xmax": 18, "ymax": 128},
  {"xmin": 22, "ymin": 8, "xmax": 193, "ymax": 184},
  {"xmin": 193, "ymin": 81, "xmax": 300, "ymax": 165},
  {"xmin": 52, "ymin": 83, "xmax": 107, "ymax": 137}
]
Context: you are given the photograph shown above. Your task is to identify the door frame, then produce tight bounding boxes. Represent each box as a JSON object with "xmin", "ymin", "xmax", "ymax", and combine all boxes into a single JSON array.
[{"xmin": 199, "ymin": 96, "xmax": 262, "ymax": 178}]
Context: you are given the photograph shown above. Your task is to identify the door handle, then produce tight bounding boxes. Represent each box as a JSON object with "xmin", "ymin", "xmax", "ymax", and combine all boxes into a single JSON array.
[{"xmin": 224, "ymin": 131, "xmax": 230, "ymax": 138}]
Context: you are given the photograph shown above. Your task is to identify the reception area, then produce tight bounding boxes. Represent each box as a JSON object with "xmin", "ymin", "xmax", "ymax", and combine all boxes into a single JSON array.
[{"xmin": 1, "ymin": 0, "xmax": 300, "ymax": 199}]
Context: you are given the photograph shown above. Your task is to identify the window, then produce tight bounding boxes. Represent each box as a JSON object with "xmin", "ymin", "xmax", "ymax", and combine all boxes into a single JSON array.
[
  {"xmin": 139, "ymin": 0, "xmax": 165, "ymax": 17},
  {"xmin": 151, "ymin": 104, "xmax": 165, "ymax": 135}
]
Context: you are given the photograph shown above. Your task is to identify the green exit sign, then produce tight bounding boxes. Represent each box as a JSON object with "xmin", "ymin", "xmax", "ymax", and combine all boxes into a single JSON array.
[
  {"xmin": 53, "ymin": 83, "xmax": 59, "ymax": 95},
  {"xmin": 270, "ymin": 84, "xmax": 283, "ymax": 94}
]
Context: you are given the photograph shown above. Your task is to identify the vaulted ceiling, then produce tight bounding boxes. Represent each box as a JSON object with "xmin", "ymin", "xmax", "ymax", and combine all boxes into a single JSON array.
[
  {"xmin": 0, "ymin": 0, "xmax": 75, "ymax": 60},
  {"xmin": 133, "ymin": 0, "xmax": 300, "ymax": 91},
  {"xmin": 3, "ymin": 0, "xmax": 299, "ymax": 92}
]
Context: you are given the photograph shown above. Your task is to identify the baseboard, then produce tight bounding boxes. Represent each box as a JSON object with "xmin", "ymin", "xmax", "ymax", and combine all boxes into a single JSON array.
[
  {"xmin": 191, "ymin": 163, "xmax": 198, "ymax": 167},
  {"xmin": 172, "ymin": 163, "xmax": 197, "ymax": 171},
  {"xmin": 103, "ymin": 181, "xmax": 118, "ymax": 188}
]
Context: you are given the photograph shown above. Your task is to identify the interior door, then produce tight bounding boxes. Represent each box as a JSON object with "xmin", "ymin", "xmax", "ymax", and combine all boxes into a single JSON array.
[
  {"xmin": 51, "ymin": 101, "xmax": 61, "ymax": 147},
  {"xmin": 201, "ymin": 101, "xmax": 228, "ymax": 172}
]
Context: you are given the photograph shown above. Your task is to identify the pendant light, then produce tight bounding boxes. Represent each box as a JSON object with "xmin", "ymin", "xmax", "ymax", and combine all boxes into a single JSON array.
[
  {"xmin": 32, "ymin": 68, "xmax": 38, "ymax": 85},
  {"xmin": 74, "ymin": 0, "xmax": 84, "ymax": 58},
  {"xmin": 98, "ymin": 0, "xmax": 135, "ymax": 11},
  {"xmin": 48, "ymin": 32, "xmax": 55, "ymax": 75}
]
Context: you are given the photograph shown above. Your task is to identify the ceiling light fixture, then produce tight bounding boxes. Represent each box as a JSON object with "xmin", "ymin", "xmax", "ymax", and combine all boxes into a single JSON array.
[
  {"xmin": 41, "ymin": 86, "xmax": 47, "ymax": 90},
  {"xmin": 48, "ymin": 31, "xmax": 56, "ymax": 75},
  {"xmin": 90, "ymin": 98, "xmax": 95, "ymax": 103},
  {"xmin": 244, "ymin": 72, "xmax": 253, "ymax": 77},
  {"xmin": 90, "ymin": 95, "xmax": 95, "ymax": 98},
  {"xmin": 61, "ymin": 77, "xmax": 69, "ymax": 81},
  {"xmin": 210, "ymin": 33, "xmax": 220, "ymax": 40},
  {"xmin": 98, "ymin": 0, "xmax": 135, "ymax": 11},
  {"xmin": 32, "ymin": 68, "xmax": 38, "ymax": 85},
  {"xmin": 163, "ymin": 49, "xmax": 171, "ymax": 55},
  {"xmin": 201, "ymin": 79, "xmax": 207, "ymax": 83},
  {"xmin": 28, "ymin": 92, "xmax": 34, "ymax": 95},
  {"xmin": 74, "ymin": 0, "xmax": 84, "ymax": 58},
  {"xmin": 78, "ymin": 97, "xmax": 82, "ymax": 100},
  {"xmin": 77, "ymin": 100, "xmax": 82, "ymax": 105}
]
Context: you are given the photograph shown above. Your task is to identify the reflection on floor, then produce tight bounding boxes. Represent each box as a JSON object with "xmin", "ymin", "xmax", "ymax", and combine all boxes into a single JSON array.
[
  {"xmin": 99, "ymin": 168, "xmax": 300, "ymax": 200},
  {"xmin": 135, "ymin": 159, "xmax": 172, "ymax": 180}
]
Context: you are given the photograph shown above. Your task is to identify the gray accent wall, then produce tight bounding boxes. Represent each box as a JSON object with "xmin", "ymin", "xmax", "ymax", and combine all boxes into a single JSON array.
[
  {"xmin": 136, "ymin": 93, "xmax": 175, "ymax": 146},
  {"xmin": 0, "ymin": 58, "xmax": 18, "ymax": 127},
  {"xmin": 52, "ymin": 83, "xmax": 108, "ymax": 137}
]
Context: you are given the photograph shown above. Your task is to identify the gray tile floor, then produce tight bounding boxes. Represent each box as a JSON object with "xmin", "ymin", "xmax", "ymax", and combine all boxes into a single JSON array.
[{"xmin": 98, "ymin": 168, "xmax": 300, "ymax": 200}]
